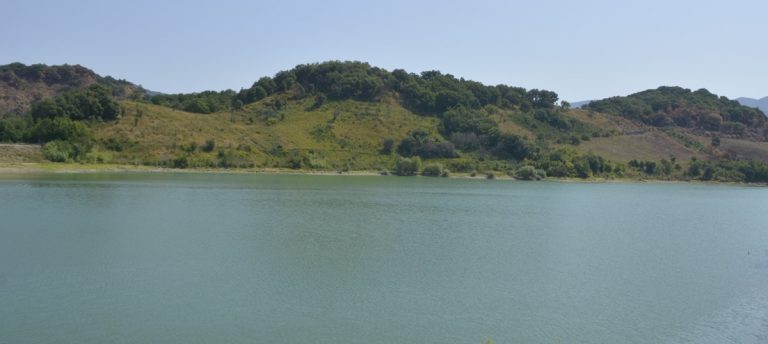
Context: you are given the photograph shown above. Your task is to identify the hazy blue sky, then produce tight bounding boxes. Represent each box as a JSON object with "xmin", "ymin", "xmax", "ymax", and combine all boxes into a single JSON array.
[{"xmin": 4, "ymin": 0, "xmax": 766, "ymax": 101}]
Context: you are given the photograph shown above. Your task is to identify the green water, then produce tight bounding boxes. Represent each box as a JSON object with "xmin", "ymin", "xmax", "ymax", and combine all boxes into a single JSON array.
[{"xmin": 1, "ymin": 173, "xmax": 767, "ymax": 343}]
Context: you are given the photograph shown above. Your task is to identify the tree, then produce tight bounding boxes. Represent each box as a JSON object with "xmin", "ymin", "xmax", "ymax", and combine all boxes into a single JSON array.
[{"xmin": 527, "ymin": 89, "xmax": 559, "ymax": 108}]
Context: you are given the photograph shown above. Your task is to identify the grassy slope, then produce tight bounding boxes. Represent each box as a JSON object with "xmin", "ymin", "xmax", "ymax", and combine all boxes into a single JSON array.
[
  {"xmin": 719, "ymin": 138, "xmax": 768, "ymax": 163},
  {"xmin": 94, "ymin": 97, "xmax": 439, "ymax": 170},
  {"xmin": 89, "ymin": 96, "xmax": 755, "ymax": 172},
  {"xmin": 576, "ymin": 131, "xmax": 704, "ymax": 162}
]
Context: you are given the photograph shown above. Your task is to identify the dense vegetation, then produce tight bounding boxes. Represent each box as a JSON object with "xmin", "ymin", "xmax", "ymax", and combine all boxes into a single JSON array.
[
  {"xmin": 31, "ymin": 85, "xmax": 121, "ymax": 121},
  {"xmin": 0, "ymin": 84, "xmax": 122, "ymax": 162},
  {"xmin": 154, "ymin": 61, "xmax": 559, "ymax": 115},
  {"xmin": 230, "ymin": 61, "xmax": 560, "ymax": 113},
  {"xmin": 1, "ymin": 61, "xmax": 767, "ymax": 183},
  {"xmin": 149, "ymin": 90, "xmax": 237, "ymax": 114},
  {"xmin": 586, "ymin": 87, "xmax": 767, "ymax": 138}
]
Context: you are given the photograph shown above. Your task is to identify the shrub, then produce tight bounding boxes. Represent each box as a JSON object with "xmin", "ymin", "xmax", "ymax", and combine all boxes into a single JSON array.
[
  {"xmin": 173, "ymin": 156, "xmax": 189, "ymax": 169},
  {"xmin": 421, "ymin": 163, "xmax": 444, "ymax": 177},
  {"xmin": 394, "ymin": 157, "xmax": 421, "ymax": 176},
  {"xmin": 42, "ymin": 140, "xmax": 73, "ymax": 162},
  {"xmin": 515, "ymin": 165, "xmax": 546, "ymax": 180},
  {"xmin": 202, "ymin": 139, "xmax": 216, "ymax": 152}
]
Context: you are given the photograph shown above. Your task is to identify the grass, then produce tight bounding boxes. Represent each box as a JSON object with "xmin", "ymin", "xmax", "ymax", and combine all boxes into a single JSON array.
[
  {"xmin": 720, "ymin": 138, "xmax": 768, "ymax": 162},
  {"xmin": 0, "ymin": 143, "xmax": 43, "ymax": 163},
  {"xmin": 93, "ymin": 97, "xmax": 439, "ymax": 171},
  {"xmin": 575, "ymin": 130, "xmax": 704, "ymax": 162}
]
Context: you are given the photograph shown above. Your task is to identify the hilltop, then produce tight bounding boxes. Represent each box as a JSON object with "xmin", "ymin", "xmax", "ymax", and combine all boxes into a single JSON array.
[
  {"xmin": 0, "ymin": 63, "xmax": 144, "ymax": 116},
  {"xmin": 0, "ymin": 61, "xmax": 766, "ymax": 183}
]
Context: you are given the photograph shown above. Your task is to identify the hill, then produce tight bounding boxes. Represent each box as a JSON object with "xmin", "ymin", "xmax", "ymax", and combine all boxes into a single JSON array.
[
  {"xmin": 0, "ymin": 63, "xmax": 144, "ymax": 116},
  {"xmin": 585, "ymin": 87, "xmax": 767, "ymax": 140},
  {"xmin": 0, "ymin": 61, "xmax": 767, "ymax": 183},
  {"xmin": 737, "ymin": 96, "xmax": 768, "ymax": 114}
]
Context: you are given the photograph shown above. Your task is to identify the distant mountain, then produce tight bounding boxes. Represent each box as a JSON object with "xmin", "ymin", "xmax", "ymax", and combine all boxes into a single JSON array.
[
  {"xmin": 0, "ymin": 63, "xmax": 145, "ymax": 116},
  {"xmin": 569, "ymin": 100, "xmax": 594, "ymax": 108},
  {"xmin": 736, "ymin": 97, "xmax": 768, "ymax": 115}
]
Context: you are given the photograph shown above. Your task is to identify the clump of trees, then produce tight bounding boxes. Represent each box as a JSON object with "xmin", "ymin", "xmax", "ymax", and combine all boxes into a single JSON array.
[
  {"xmin": 210, "ymin": 61, "xmax": 560, "ymax": 117},
  {"xmin": 0, "ymin": 85, "xmax": 124, "ymax": 162},
  {"xmin": 686, "ymin": 158, "xmax": 768, "ymax": 183},
  {"xmin": 150, "ymin": 90, "xmax": 237, "ymax": 114},
  {"xmin": 31, "ymin": 85, "xmax": 121, "ymax": 121},
  {"xmin": 533, "ymin": 148, "xmax": 619, "ymax": 179}
]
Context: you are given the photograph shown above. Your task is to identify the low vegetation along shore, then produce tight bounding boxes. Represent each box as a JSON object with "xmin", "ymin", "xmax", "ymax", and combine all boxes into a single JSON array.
[
  {"xmin": 0, "ymin": 145, "xmax": 762, "ymax": 187},
  {"xmin": 1, "ymin": 62, "xmax": 767, "ymax": 183}
]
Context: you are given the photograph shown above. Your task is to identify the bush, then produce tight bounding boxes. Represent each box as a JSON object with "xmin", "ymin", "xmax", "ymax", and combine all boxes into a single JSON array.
[
  {"xmin": 173, "ymin": 156, "xmax": 189, "ymax": 169},
  {"xmin": 421, "ymin": 163, "xmax": 444, "ymax": 177},
  {"xmin": 42, "ymin": 140, "xmax": 73, "ymax": 162},
  {"xmin": 515, "ymin": 165, "xmax": 546, "ymax": 180},
  {"xmin": 202, "ymin": 139, "xmax": 216, "ymax": 152},
  {"xmin": 394, "ymin": 157, "xmax": 421, "ymax": 176}
]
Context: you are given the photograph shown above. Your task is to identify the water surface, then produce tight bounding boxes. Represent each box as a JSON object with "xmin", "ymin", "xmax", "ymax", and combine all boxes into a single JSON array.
[{"xmin": 1, "ymin": 173, "xmax": 767, "ymax": 343}]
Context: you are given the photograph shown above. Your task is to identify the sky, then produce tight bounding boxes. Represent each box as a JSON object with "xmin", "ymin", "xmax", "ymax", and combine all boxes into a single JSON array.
[{"xmin": 3, "ymin": 0, "xmax": 767, "ymax": 101}]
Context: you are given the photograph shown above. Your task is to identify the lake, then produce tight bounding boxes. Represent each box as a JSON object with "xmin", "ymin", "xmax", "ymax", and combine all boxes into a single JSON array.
[{"xmin": 1, "ymin": 173, "xmax": 767, "ymax": 343}]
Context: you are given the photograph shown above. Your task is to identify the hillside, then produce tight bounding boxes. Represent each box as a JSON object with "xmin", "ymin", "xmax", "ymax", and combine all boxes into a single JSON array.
[
  {"xmin": 737, "ymin": 96, "xmax": 768, "ymax": 114},
  {"xmin": 585, "ymin": 87, "xmax": 767, "ymax": 140},
  {"xmin": 0, "ymin": 63, "xmax": 144, "ymax": 116},
  {"xmin": 1, "ymin": 61, "xmax": 767, "ymax": 182}
]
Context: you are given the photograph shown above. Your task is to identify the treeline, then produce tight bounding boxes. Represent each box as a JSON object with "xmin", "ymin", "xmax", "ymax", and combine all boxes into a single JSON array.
[
  {"xmin": 235, "ymin": 61, "xmax": 559, "ymax": 113},
  {"xmin": 386, "ymin": 143, "xmax": 768, "ymax": 183},
  {"xmin": 153, "ymin": 61, "xmax": 560, "ymax": 115},
  {"xmin": 586, "ymin": 87, "xmax": 766, "ymax": 137}
]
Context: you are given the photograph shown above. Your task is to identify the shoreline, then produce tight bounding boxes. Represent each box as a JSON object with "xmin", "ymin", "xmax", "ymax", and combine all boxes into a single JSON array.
[{"xmin": 0, "ymin": 162, "xmax": 763, "ymax": 187}]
